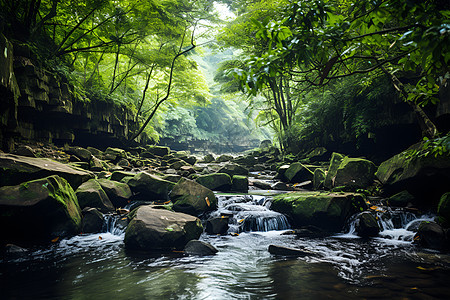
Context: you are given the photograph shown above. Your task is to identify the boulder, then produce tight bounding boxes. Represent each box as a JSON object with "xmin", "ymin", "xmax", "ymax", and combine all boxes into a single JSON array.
[
  {"xmin": 124, "ymin": 205, "xmax": 203, "ymax": 251},
  {"xmin": 268, "ymin": 245, "xmax": 314, "ymax": 257},
  {"xmin": 271, "ymin": 192, "xmax": 367, "ymax": 232},
  {"xmin": 376, "ymin": 143, "xmax": 450, "ymax": 205},
  {"xmin": 170, "ymin": 178, "xmax": 217, "ymax": 217},
  {"xmin": 87, "ymin": 147, "xmax": 104, "ymax": 158},
  {"xmin": 251, "ymin": 179, "xmax": 272, "ymax": 190},
  {"xmin": 104, "ymin": 147, "xmax": 127, "ymax": 161},
  {"xmin": 81, "ymin": 208, "xmax": 104, "ymax": 234},
  {"xmin": 146, "ymin": 146, "xmax": 170, "ymax": 157},
  {"xmin": 75, "ymin": 179, "xmax": 115, "ymax": 213},
  {"xmin": 205, "ymin": 217, "xmax": 229, "ymax": 235},
  {"xmin": 313, "ymin": 168, "xmax": 326, "ymax": 190},
  {"xmin": 184, "ymin": 240, "xmax": 218, "ymax": 256},
  {"xmin": 12, "ymin": 145, "xmax": 36, "ymax": 158},
  {"xmin": 275, "ymin": 165, "xmax": 290, "ymax": 179},
  {"xmin": 306, "ymin": 147, "xmax": 329, "ymax": 162},
  {"xmin": 181, "ymin": 156, "xmax": 197, "ymax": 165},
  {"xmin": 163, "ymin": 174, "xmax": 182, "ymax": 183},
  {"xmin": 437, "ymin": 192, "xmax": 450, "ymax": 227},
  {"xmin": 388, "ymin": 190, "xmax": 415, "ymax": 207},
  {"xmin": 334, "ymin": 157, "xmax": 377, "ymax": 189},
  {"xmin": 127, "ymin": 172, "xmax": 175, "ymax": 201},
  {"xmin": 218, "ymin": 163, "xmax": 249, "ymax": 177},
  {"xmin": 196, "ymin": 173, "xmax": 232, "ymax": 191},
  {"xmin": 216, "ymin": 154, "xmax": 233, "ymax": 163},
  {"xmin": 96, "ymin": 178, "xmax": 132, "ymax": 208},
  {"xmin": 202, "ymin": 154, "xmax": 215, "ymax": 163},
  {"xmin": 89, "ymin": 155, "xmax": 107, "ymax": 171},
  {"xmin": 324, "ymin": 152, "xmax": 345, "ymax": 189},
  {"xmin": 284, "ymin": 162, "xmax": 313, "ymax": 183},
  {"xmin": 414, "ymin": 221, "xmax": 447, "ymax": 250},
  {"xmin": 231, "ymin": 175, "xmax": 248, "ymax": 193},
  {"xmin": 0, "ymin": 175, "xmax": 82, "ymax": 244},
  {"xmin": 169, "ymin": 160, "xmax": 189, "ymax": 170},
  {"xmin": 355, "ymin": 212, "xmax": 380, "ymax": 237},
  {"xmin": 110, "ymin": 171, "xmax": 135, "ymax": 182},
  {"xmin": 66, "ymin": 146, "xmax": 92, "ymax": 162},
  {"xmin": 0, "ymin": 153, "xmax": 93, "ymax": 189},
  {"xmin": 271, "ymin": 182, "xmax": 294, "ymax": 191}
]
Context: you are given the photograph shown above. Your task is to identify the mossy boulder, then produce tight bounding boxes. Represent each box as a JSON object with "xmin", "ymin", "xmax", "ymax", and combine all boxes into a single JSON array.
[
  {"xmin": 231, "ymin": 175, "xmax": 248, "ymax": 193},
  {"xmin": 110, "ymin": 171, "xmax": 135, "ymax": 182},
  {"xmin": 388, "ymin": 190, "xmax": 415, "ymax": 207},
  {"xmin": 355, "ymin": 212, "xmax": 380, "ymax": 237},
  {"xmin": 284, "ymin": 162, "xmax": 313, "ymax": 183},
  {"xmin": 66, "ymin": 146, "xmax": 92, "ymax": 162},
  {"xmin": 75, "ymin": 179, "xmax": 115, "ymax": 213},
  {"xmin": 146, "ymin": 146, "xmax": 170, "ymax": 157},
  {"xmin": 104, "ymin": 147, "xmax": 127, "ymax": 161},
  {"xmin": 127, "ymin": 172, "xmax": 175, "ymax": 201},
  {"xmin": 124, "ymin": 205, "xmax": 203, "ymax": 251},
  {"xmin": 0, "ymin": 153, "xmax": 94, "ymax": 189},
  {"xmin": 334, "ymin": 157, "xmax": 377, "ymax": 189},
  {"xmin": 324, "ymin": 153, "xmax": 345, "ymax": 189},
  {"xmin": 170, "ymin": 178, "xmax": 217, "ymax": 217},
  {"xmin": 96, "ymin": 178, "xmax": 132, "ymax": 208},
  {"xmin": 196, "ymin": 173, "xmax": 232, "ymax": 191},
  {"xmin": 271, "ymin": 192, "xmax": 367, "ymax": 232},
  {"xmin": 216, "ymin": 154, "xmax": 233, "ymax": 163},
  {"xmin": 313, "ymin": 168, "xmax": 326, "ymax": 190},
  {"xmin": 376, "ymin": 144, "xmax": 450, "ymax": 206},
  {"xmin": 0, "ymin": 175, "xmax": 82, "ymax": 245},
  {"xmin": 202, "ymin": 154, "xmax": 215, "ymax": 163},
  {"xmin": 414, "ymin": 221, "xmax": 448, "ymax": 250},
  {"xmin": 218, "ymin": 163, "xmax": 249, "ymax": 177}
]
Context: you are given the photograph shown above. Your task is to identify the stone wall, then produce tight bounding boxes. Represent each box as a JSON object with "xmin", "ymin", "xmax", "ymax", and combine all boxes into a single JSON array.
[{"xmin": 0, "ymin": 34, "xmax": 146, "ymax": 151}]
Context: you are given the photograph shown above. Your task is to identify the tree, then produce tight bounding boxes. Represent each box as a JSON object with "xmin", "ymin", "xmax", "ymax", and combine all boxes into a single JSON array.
[{"xmin": 221, "ymin": 0, "xmax": 449, "ymax": 145}]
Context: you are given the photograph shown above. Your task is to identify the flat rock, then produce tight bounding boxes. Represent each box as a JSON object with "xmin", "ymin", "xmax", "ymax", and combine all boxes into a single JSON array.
[
  {"xmin": 0, "ymin": 153, "xmax": 93, "ymax": 189},
  {"xmin": 268, "ymin": 245, "xmax": 314, "ymax": 257},
  {"xmin": 184, "ymin": 240, "xmax": 218, "ymax": 256}
]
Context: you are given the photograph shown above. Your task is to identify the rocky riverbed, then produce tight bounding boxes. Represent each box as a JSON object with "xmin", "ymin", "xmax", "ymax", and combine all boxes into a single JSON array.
[{"xmin": 1, "ymin": 140, "xmax": 450, "ymax": 298}]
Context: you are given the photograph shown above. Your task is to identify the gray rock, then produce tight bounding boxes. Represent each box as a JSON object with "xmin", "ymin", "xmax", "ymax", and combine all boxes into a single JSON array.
[
  {"xmin": 127, "ymin": 172, "xmax": 175, "ymax": 201},
  {"xmin": 81, "ymin": 208, "xmax": 104, "ymax": 233},
  {"xmin": 268, "ymin": 245, "xmax": 314, "ymax": 257},
  {"xmin": 355, "ymin": 212, "xmax": 380, "ymax": 237},
  {"xmin": 218, "ymin": 163, "xmax": 249, "ymax": 177},
  {"xmin": 124, "ymin": 205, "xmax": 203, "ymax": 251},
  {"xmin": 0, "ymin": 175, "xmax": 82, "ymax": 244},
  {"xmin": 196, "ymin": 173, "xmax": 232, "ymax": 191},
  {"xmin": 205, "ymin": 217, "xmax": 229, "ymax": 235},
  {"xmin": 75, "ymin": 179, "xmax": 115, "ymax": 213},
  {"xmin": 170, "ymin": 178, "xmax": 217, "ymax": 217},
  {"xmin": 96, "ymin": 178, "xmax": 132, "ymax": 208},
  {"xmin": 0, "ymin": 153, "xmax": 93, "ymax": 189},
  {"xmin": 184, "ymin": 240, "xmax": 218, "ymax": 256}
]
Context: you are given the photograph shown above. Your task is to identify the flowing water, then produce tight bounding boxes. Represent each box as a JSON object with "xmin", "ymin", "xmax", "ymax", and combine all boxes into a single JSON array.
[{"xmin": 1, "ymin": 194, "xmax": 450, "ymax": 299}]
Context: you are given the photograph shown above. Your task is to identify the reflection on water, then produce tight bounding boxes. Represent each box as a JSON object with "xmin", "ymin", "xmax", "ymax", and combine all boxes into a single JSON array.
[{"xmin": 1, "ymin": 195, "xmax": 450, "ymax": 299}]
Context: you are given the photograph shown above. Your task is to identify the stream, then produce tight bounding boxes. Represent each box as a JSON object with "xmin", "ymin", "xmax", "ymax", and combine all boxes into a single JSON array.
[{"xmin": 1, "ymin": 193, "xmax": 450, "ymax": 299}]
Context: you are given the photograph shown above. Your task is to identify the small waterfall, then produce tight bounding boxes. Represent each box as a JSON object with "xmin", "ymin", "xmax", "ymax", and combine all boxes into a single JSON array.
[
  {"xmin": 214, "ymin": 195, "xmax": 290, "ymax": 233},
  {"xmin": 342, "ymin": 207, "xmax": 435, "ymax": 242},
  {"xmin": 102, "ymin": 214, "xmax": 127, "ymax": 235}
]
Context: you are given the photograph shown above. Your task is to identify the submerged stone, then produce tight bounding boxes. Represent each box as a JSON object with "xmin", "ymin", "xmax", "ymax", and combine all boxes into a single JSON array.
[
  {"xmin": 268, "ymin": 245, "xmax": 314, "ymax": 257},
  {"xmin": 205, "ymin": 217, "xmax": 229, "ymax": 235},
  {"xmin": 81, "ymin": 207, "xmax": 104, "ymax": 234},
  {"xmin": 184, "ymin": 240, "xmax": 218, "ymax": 256},
  {"xmin": 355, "ymin": 212, "xmax": 380, "ymax": 237}
]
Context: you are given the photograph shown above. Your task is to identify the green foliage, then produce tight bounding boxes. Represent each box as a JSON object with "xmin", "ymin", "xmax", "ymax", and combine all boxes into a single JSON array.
[{"xmin": 405, "ymin": 134, "xmax": 450, "ymax": 159}]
